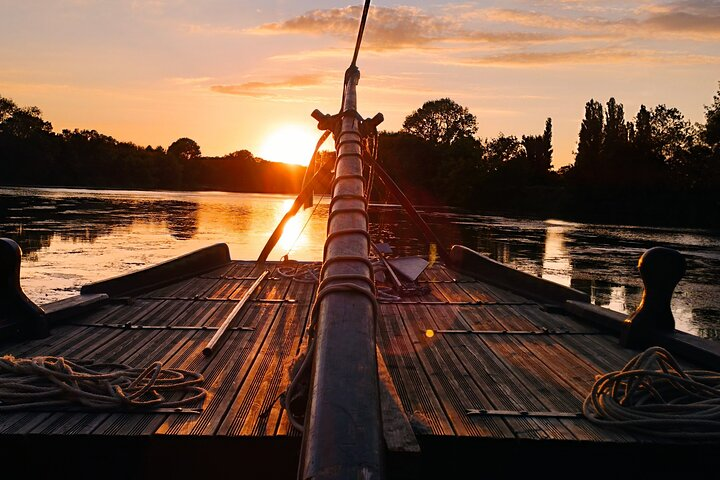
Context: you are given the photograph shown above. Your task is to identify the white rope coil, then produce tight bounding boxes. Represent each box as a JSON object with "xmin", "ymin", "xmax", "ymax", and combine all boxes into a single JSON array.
[
  {"xmin": 277, "ymin": 264, "xmax": 321, "ymax": 284},
  {"xmin": 0, "ymin": 355, "xmax": 206, "ymax": 411},
  {"xmin": 583, "ymin": 346, "xmax": 720, "ymax": 439}
]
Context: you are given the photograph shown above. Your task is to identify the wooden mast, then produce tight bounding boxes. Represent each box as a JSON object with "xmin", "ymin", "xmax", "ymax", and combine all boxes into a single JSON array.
[{"xmin": 299, "ymin": 66, "xmax": 385, "ymax": 480}]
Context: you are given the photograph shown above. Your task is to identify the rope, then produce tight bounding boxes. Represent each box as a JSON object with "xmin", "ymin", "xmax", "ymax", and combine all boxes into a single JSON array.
[
  {"xmin": 277, "ymin": 262, "xmax": 321, "ymax": 284},
  {"xmin": 583, "ymin": 346, "xmax": 720, "ymax": 439},
  {"xmin": 0, "ymin": 355, "xmax": 206, "ymax": 411}
]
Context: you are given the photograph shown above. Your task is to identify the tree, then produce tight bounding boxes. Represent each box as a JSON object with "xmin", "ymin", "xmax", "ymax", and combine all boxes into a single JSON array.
[
  {"xmin": 168, "ymin": 137, "xmax": 201, "ymax": 161},
  {"xmin": 704, "ymin": 82, "xmax": 720, "ymax": 146},
  {"xmin": 574, "ymin": 99, "xmax": 604, "ymax": 181},
  {"xmin": 0, "ymin": 95, "xmax": 18, "ymax": 123},
  {"xmin": 632, "ymin": 105, "xmax": 653, "ymax": 154},
  {"xmin": 603, "ymin": 98, "xmax": 628, "ymax": 156},
  {"xmin": 484, "ymin": 134, "xmax": 523, "ymax": 174},
  {"xmin": 402, "ymin": 98, "xmax": 477, "ymax": 145},
  {"xmin": 521, "ymin": 117, "xmax": 553, "ymax": 182},
  {"xmin": 650, "ymin": 104, "xmax": 690, "ymax": 164}
]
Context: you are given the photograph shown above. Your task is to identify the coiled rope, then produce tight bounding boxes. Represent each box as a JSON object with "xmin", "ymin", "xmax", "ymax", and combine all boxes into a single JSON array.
[
  {"xmin": 583, "ymin": 346, "xmax": 720, "ymax": 439},
  {"xmin": 0, "ymin": 355, "xmax": 206, "ymax": 411},
  {"xmin": 277, "ymin": 262, "xmax": 321, "ymax": 284}
]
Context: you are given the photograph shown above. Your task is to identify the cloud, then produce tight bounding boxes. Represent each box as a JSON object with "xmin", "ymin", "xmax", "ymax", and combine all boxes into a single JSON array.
[
  {"xmin": 644, "ymin": 11, "xmax": 720, "ymax": 37},
  {"xmin": 210, "ymin": 74, "xmax": 326, "ymax": 98},
  {"xmin": 457, "ymin": 47, "xmax": 720, "ymax": 66},
  {"xmin": 251, "ymin": 5, "xmax": 592, "ymax": 49},
  {"xmin": 479, "ymin": 4, "xmax": 720, "ymax": 40},
  {"xmin": 243, "ymin": 3, "xmax": 720, "ymax": 69},
  {"xmin": 253, "ymin": 5, "xmax": 450, "ymax": 47},
  {"xmin": 460, "ymin": 48, "xmax": 640, "ymax": 66}
]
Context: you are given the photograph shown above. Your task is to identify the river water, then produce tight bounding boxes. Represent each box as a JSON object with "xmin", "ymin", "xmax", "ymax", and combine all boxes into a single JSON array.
[{"xmin": 1, "ymin": 186, "xmax": 718, "ymax": 341}]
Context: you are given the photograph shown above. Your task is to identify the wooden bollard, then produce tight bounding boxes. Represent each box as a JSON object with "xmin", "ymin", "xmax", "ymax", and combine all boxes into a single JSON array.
[
  {"xmin": 0, "ymin": 238, "xmax": 48, "ymax": 338},
  {"xmin": 620, "ymin": 247, "xmax": 685, "ymax": 348}
]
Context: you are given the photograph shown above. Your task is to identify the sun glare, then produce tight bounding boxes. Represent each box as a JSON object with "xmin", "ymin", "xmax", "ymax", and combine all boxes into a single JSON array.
[{"xmin": 257, "ymin": 124, "xmax": 322, "ymax": 166}]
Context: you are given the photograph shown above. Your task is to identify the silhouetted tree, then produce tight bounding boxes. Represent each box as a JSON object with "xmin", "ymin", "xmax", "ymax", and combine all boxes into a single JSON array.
[
  {"xmin": 574, "ymin": 99, "xmax": 604, "ymax": 183},
  {"xmin": 650, "ymin": 105, "xmax": 690, "ymax": 165},
  {"xmin": 402, "ymin": 98, "xmax": 477, "ymax": 145},
  {"xmin": 168, "ymin": 137, "xmax": 201, "ymax": 161},
  {"xmin": 601, "ymin": 98, "xmax": 630, "ymax": 185},
  {"xmin": 521, "ymin": 118, "xmax": 553, "ymax": 183},
  {"xmin": 704, "ymin": 82, "xmax": 720, "ymax": 146},
  {"xmin": 484, "ymin": 134, "xmax": 524, "ymax": 176},
  {"xmin": 438, "ymin": 136, "xmax": 484, "ymax": 205}
]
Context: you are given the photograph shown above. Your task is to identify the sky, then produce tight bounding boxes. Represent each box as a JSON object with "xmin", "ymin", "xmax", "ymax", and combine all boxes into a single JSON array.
[{"xmin": 1, "ymin": 0, "xmax": 718, "ymax": 167}]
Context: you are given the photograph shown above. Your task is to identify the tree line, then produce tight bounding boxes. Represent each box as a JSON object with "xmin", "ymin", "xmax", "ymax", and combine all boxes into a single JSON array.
[
  {"xmin": 0, "ymin": 96, "xmax": 305, "ymax": 193},
  {"xmin": 1, "ymin": 84, "xmax": 719, "ymax": 227},
  {"xmin": 377, "ymin": 87, "xmax": 720, "ymax": 227}
]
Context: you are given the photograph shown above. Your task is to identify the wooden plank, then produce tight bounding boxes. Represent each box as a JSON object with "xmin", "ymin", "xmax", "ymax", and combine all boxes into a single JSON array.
[
  {"xmin": 0, "ymin": 412, "xmax": 53, "ymax": 434},
  {"xmin": 449, "ymin": 245, "xmax": 589, "ymax": 304},
  {"xmin": 457, "ymin": 279, "xmax": 531, "ymax": 304},
  {"xmin": 420, "ymin": 264, "xmax": 454, "ymax": 282},
  {"xmin": 396, "ymin": 303, "xmax": 514, "ymax": 438},
  {"xmin": 87, "ymin": 297, "xmax": 167, "ymax": 325},
  {"xmin": 81, "ymin": 243, "xmax": 231, "ymax": 297},
  {"xmin": 376, "ymin": 347, "xmax": 420, "ymax": 452},
  {"xmin": 429, "ymin": 282, "xmax": 474, "ymax": 303},
  {"xmin": 275, "ymin": 280, "xmax": 316, "ymax": 436},
  {"xmin": 88, "ymin": 329, "xmax": 200, "ymax": 436},
  {"xmin": 22, "ymin": 298, "xmax": 225, "ymax": 435},
  {"xmin": 216, "ymin": 272, "xmax": 301, "ymax": 436},
  {"xmin": 480, "ymin": 307, "xmax": 635, "ymax": 442},
  {"xmin": 41, "ymin": 293, "xmax": 108, "ymax": 322},
  {"xmin": 428, "ymin": 304, "xmax": 577, "ymax": 440},
  {"xmin": 217, "ymin": 302, "xmax": 311, "ymax": 436},
  {"xmin": 472, "ymin": 304, "xmax": 537, "ymax": 331},
  {"xmin": 376, "ymin": 304, "xmax": 454, "ymax": 436},
  {"xmin": 513, "ymin": 305, "xmax": 601, "ymax": 333},
  {"xmin": 508, "ymin": 304, "xmax": 642, "ymax": 370},
  {"xmin": 23, "ymin": 328, "xmax": 198, "ymax": 436},
  {"xmin": 156, "ymin": 302, "xmax": 284, "ymax": 436}
]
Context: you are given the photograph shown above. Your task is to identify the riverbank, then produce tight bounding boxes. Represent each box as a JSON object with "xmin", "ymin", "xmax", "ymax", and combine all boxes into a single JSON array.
[
  {"xmin": 6, "ymin": 181, "xmax": 718, "ymax": 231},
  {"xmin": 467, "ymin": 186, "xmax": 720, "ymax": 230}
]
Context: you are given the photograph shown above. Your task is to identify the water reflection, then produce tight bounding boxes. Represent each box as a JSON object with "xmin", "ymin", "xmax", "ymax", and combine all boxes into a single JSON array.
[
  {"xmin": 0, "ymin": 190, "xmax": 200, "ymax": 257},
  {"xmin": 541, "ymin": 220, "xmax": 572, "ymax": 287},
  {"xmin": 1, "ymin": 187, "xmax": 718, "ymax": 341},
  {"xmin": 0, "ymin": 187, "xmax": 329, "ymax": 304},
  {"xmin": 402, "ymin": 208, "xmax": 719, "ymax": 341}
]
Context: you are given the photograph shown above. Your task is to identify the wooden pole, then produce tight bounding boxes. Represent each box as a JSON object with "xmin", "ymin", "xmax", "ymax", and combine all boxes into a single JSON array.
[
  {"xmin": 202, "ymin": 270, "xmax": 268, "ymax": 357},
  {"xmin": 299, "ymin": 66, "xmax": 385, "ymax": 480}
]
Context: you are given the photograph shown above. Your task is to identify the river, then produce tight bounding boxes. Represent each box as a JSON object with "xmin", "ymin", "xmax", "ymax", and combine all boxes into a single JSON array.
[{"xmin": 1, "ymin": 186, "xmax": 718, "ymax": 341}]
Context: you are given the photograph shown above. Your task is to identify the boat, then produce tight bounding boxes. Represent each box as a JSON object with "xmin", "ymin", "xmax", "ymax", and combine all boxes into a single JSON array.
[{"xmin": 1, "ymin": 2, "xmax": 718, "ymax": 478}]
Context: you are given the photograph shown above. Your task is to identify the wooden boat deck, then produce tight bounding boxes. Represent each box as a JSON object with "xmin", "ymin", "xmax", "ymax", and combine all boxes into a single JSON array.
[{"xmin": 0, "ymin": 260, "xmax": 714, "ymax": 477}]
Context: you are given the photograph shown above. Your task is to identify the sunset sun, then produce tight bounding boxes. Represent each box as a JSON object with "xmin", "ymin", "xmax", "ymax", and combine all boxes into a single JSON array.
[{"xmin": 257, "ymin": 124, "xmax": 323, "ymax": 166}]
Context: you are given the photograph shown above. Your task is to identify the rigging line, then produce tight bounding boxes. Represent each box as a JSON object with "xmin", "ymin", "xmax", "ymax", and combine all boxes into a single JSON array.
[
  {"xmin": 283, "ymin": 130, "xmax": 335, "ymax": 259},
  {"xmin": 283, "ymin": 189, "xmax": 328, "ymax": 261},
  {"xmin": 351, "ymin": 0, "xmax": 372, "ymax": 69},
  {"xmin": 340, "ymin": 0, "xmax": 372, "ymax": 112}
]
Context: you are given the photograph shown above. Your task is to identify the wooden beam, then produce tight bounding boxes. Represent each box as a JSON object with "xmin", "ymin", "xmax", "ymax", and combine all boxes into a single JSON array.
[{"xmin": 300, "ymin": 66, "xmax": 384, "ymax": 480}]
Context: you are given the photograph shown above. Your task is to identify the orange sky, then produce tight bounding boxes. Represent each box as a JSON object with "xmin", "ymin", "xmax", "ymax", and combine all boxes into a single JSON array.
[{"xmin": 1, "ymin": 1, "xmax": 718, "ymax": 168}]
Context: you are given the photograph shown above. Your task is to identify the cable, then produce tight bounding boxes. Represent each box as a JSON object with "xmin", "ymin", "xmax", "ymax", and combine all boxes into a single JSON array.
[
  {"xmin": 0, "ymin": 355, "xmax": 206, "ymax": 411},
  {"xmin": 583, "ymin": 346, "xmax": 720, "ymax": 439},
  {"xmin": 351, "ymin": 0, "xmax": 372, "ymax": 69}
]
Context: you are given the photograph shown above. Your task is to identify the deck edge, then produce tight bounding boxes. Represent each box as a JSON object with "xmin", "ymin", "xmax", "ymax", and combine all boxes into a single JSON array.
[
  {"xmin": 448, "ymin": 244, "xmax": 590, "ymax": 304},
  {"xmin": 565, "ymin": 299, "xmax": 720, "ymax": 369},
  {"xmin": 81, "ymin": 243, "xmax": 232, "ymax": 297}
]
